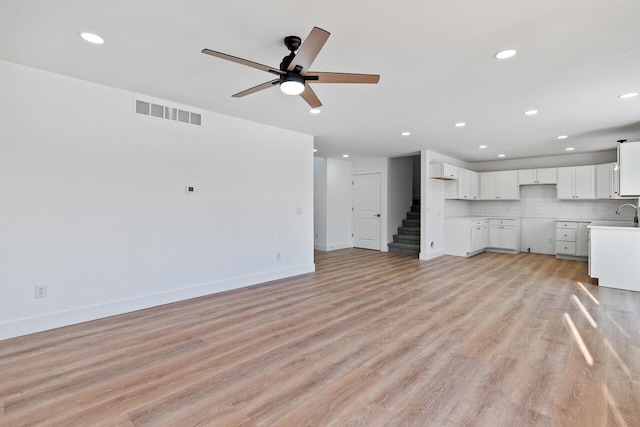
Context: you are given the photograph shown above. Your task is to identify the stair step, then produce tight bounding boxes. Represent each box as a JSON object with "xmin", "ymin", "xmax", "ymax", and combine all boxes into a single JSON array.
[
  {"xmin": 393, "ymin": 234, "xmax": 420, "ymax": 244},
  {"xmin": 402, "ymin": 219, "xmax": 420, "ymax": 227},
  {"xmin": 388, "ymin": 242, "xmax": 420, "ymax": 255},
  {"xmin": 410, "ymin": 205, "xmax": 420, "ymax": 213},
  {"xmin": 412, "ymin": 199, "xmax": 420, "ymax": 206},
  {"xmin": 398, "ymin": 226, "xmax": 420, "ymax": 236},
  {"xmin": 407, "ymin": 212, "xmax": 420, "ymax": 220}
]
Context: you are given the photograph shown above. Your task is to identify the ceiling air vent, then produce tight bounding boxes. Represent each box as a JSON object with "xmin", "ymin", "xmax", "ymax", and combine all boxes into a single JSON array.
[{"xmin": 134, "ymin": 99, "xmax": 201, "ymax": 126}]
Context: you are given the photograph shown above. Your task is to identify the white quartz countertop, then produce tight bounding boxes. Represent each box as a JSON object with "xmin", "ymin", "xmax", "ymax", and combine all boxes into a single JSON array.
[
  {"xmin": 445, "ymin": 216, "xmax": 520, "ymax": 220},
  {"xmin": 588, "ymin": 221, "xmax": 639, "ymax": 230}
]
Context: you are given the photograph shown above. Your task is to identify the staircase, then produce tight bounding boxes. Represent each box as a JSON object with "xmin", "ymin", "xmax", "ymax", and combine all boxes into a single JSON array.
[{"xmin": 388, "ymin": 199, "xmax": 420, "ymax": 255}]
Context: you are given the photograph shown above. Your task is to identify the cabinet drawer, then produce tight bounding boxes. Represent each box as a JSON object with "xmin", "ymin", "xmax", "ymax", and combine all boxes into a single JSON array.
[
  {"xmin": 556, "ymin": 222, "xmax": 578, "ymax": 229},
  {"xmin": 556, "ymin": 241, "xmax": 576, "ymax": 255},
  {"xmin": 471, "ymin": 219, "xmax": 488, "ymax": 227},
  {"xmin": 489, "ymin": 219, "xmax": 516, "ymax": 227},
  {"xmin": 556, "ymin": 229, "xmax": 576, "ymax": 242}
]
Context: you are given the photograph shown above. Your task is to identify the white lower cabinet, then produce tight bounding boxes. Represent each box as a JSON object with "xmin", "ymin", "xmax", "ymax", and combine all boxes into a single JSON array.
[
  {"xmin": 470, "ymin": 222, "xmax": 489, "ymax": 252},
  {"xmin": 555, "ymin": 221, "xmax": 589, "ymax": 260},
  {"xmin": 445, "ymin": 217, "xmax": 519, "ymax": 256},
  {"xmin": 488, "ymin": 219, "xmax": 519, "ymax": 250},
  {"xmin": 445, "ymin": 218, "xmax": 489, "ymax": 257}
]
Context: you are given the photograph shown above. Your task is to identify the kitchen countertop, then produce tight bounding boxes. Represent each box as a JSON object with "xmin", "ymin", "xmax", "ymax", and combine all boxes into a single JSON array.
[
  {"xmin": 588, "ymin": 221, "xmax": 638, "ymax": 230},
  {"xmin": 445, "ymin": 216, "xmax": 520, "ymax": 220}
]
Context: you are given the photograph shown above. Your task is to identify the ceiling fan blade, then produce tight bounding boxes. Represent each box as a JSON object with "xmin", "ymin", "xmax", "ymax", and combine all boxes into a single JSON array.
[
  {"xmin": 232, "ymin": 79, "xmax": 280, "ymax": 98},
  {"xmin": 300, "ymin": 85, "xmax": 322, "ymax": 109},
  {"xmin": 202, "ymin": 49, "xmax": 284, "ymax": 76},
  {"xmin": 306, "ymin": 72, "xmax": 380, "ymax": 84},
  {"xmin": 287, "ymin": 27, "xmax": 330, "ymax": 74}
]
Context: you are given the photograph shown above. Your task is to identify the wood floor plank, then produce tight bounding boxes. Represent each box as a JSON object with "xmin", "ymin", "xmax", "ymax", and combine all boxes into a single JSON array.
[{"xmin": 1, "ymin": 249, "xmax": 638, "ymax": 426}]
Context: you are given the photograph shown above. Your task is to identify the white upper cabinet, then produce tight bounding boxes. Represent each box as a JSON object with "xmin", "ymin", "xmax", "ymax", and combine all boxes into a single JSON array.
[
  {"xmin": 595, "ymin": 162, "xmax": 635, "ymax": 200},
  {"xmin": 445, "ymin": 167, "xmax": 480, "ymax": 200},
  {"xmin": 557, "ymin": 166, "xmax": 596, "ymax": 199},
  {"xmin": 480, "ymin": 171, "xmax": 519, "ymax": 200},
  {"xmin": 430, "ymin": 163, "xmax": 458, "ymax": 180},
  {"xmin": 619, "ymin": 141, "xmax": 640, "ymax": 196},
  {"xmin": 596, "ymin": 163, "xmax": 615, "ymax": 199},
  {"xmin": 518, "ymin": 168, "xmax": 557, "ymax": 185}
]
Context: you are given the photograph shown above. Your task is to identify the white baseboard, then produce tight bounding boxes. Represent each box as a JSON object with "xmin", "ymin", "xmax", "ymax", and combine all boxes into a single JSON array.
[
  {"xmin": 327, "ymin": 242, "xmax": 353, "ymax": 251},
  {"xmin": 419, "ymin": 249, "xmax": 445, "ymax": 261},
  {"xmin": 0, "ymin": 263, "xmax": 315, "ymax": 341},
  {"xmin": 314, "ymin": 244, "xmax": 328, "ymax": 251}
]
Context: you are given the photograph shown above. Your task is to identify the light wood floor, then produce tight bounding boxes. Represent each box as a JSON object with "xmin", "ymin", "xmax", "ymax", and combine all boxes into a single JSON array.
[{"xmin": 1, "ymin": 250, "xmax": 639, "ymax": 426}]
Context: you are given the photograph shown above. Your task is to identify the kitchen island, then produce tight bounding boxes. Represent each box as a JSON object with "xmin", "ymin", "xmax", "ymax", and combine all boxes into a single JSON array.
[{"xmin": 588, "ymin": 221, "xmax": 640, "ymax": 292}]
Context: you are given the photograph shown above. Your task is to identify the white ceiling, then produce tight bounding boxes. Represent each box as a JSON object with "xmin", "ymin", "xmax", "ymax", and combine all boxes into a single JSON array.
[{"xmin": 1, "ymin": 0, "xmax": 639, "ymax": 162}]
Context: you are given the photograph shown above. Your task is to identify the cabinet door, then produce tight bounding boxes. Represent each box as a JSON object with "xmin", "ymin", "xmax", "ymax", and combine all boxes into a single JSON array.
[
  {"xmin": 557, "ymin": 168, "xmax": 575, "ymax": 199},
  {"xmin": 574, "ymin": 166, "xmax": 596, "ymax": 199},
  {"xmin": 518, "ymin": 169, "xmax": 537, "ymax": 185},
  {"xmin": 470, "ymin": 226, "xmax": 483, "ymax": 252},
  {"xmin": 577, "ymin": 223, "xmax": 589, "ymax": 256},
  {"xmin": 489, "ymin": 226, "xmax": 502, "ymax": 247},
  {"xmin": 596, "ymin": 163, "xmax": 613, "ymax": 199},
  {"xmin": 497, "ymin": 171, "xmax": 519, "ymax": 200},
  {"xmin": 501, "ymin": 226, "xmax": 516, "ymax": 250},
  {"xmin": 619, "ymin": 141, "xmax": 640, "ymax": 196},
  {"xmin": 470, "ymin": 172, "xmax": 480, "ymax": 200},
  {"xmin": 459, "ymin": 169, "xmax": 471, "ymax": 199},
  {"xmin": 482, "ymin": 225, "xmax": 489, "ymax": 248},
  {"xmin": 537, "ymin": 168, "xmax": 557, "ymax": 184},
  {"xmin": 442, "ymin": 164, "xmax": 458, "ymax": 179},
  {"xmin": 480, "ymin": 172, "xmax": 497, "ymax": 199}
]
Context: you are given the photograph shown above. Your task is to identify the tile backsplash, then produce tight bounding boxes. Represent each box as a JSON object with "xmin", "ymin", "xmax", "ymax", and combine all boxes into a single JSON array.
[{"xmin": 446, "ymin": 185, "xmax": 637, "ymax": 221}]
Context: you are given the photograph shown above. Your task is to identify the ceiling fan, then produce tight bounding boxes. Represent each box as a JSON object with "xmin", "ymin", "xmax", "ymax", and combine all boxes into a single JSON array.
[{"xmin": 202, "ymin": 27, "xmax": 380, "ymax": 109}]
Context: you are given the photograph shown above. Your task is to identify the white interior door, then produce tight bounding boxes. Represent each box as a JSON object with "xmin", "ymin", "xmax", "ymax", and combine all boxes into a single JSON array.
[{"xmin": 353, "ymin": 173, "xmax": 381, "ymax": 250}]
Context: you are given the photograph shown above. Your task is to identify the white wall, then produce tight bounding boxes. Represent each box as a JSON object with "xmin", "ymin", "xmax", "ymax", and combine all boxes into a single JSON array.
[
  {"xmin": 0, "ymin": 60, "xmax": 314, "ymax": 340},
  {"xmin": 352, "ymin": 158, "xmax": 389, "ymax": 251},
  {"xmin": 412, "ymin": 155, "xmax": 421, "ymax": 200},
  {"xmin": 326, "ymin": 159, "xmax": 353, "ymax": 250},
  {"xmin": 313, "ymin": 157, "xmax": 328, "ymax": 249},
  {"xmin": 470, "ymin": 151, "xmax": 617, "ymax": 172},
  {"xmin": 420, "ymin": 150, "xmax": 469, "ymax": 260},
  {"xmin": 387, "ymin": 156, "xmax": 413, "ymax": 245}
]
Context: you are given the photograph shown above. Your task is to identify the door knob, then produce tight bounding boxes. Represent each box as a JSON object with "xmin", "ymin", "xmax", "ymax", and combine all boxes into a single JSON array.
[{"xmin": 375, "ymin": 214, "xmax": 381, "ymax": 217}]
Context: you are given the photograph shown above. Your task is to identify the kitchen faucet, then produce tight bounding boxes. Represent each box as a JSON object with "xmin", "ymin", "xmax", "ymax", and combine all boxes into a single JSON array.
[{"xmin": 615, "ymin": 203, "xmax": 639, "ymax": 227}]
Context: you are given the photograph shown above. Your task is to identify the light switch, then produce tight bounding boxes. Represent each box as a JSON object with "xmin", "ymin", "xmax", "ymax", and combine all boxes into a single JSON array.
[{"xmin": 296, "ymin": 207, "xmax": 302, "ymax": 214}]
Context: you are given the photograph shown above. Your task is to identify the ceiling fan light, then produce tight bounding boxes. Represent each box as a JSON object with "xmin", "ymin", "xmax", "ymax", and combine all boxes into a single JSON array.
[{"xmin": 280, "ymin": 75, "xmax": 305, "ymax": 95}]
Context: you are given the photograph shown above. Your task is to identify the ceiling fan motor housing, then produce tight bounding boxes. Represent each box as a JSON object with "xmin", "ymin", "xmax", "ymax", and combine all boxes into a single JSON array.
[{"xmin": 284, "ymin": 36, "xmax": 301, "ymax": 52}]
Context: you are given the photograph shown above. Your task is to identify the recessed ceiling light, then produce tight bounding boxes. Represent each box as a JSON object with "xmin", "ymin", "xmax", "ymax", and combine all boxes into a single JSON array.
[
  {"xmin": 479, "ymin": 145, "xmax": 487, "ymax": 149},
  {"xmin": 401, "ymin": 131, "xmax": 411, "ymax": 136},
  {"xmin": 565, "ymin": 147, "xmax": 575, "ymax": 151},
  {"xmin": 494, "ymin": 49, "xmax": 517, "ymax": 60},
  {"xmin": 79, "ymin": 32, "xmax": 105, "ymax": 44},
  {"xmin": 557, "ymin": 135, "xmax": 568, "ymax": 140},
  {"xmin": 619, "ymin": 92, "xmax": 638, "ymax": 99},
  {"xmin": 313, "ymin": 148, "xmax": 318, "ymax": 152},
  {"xmin": 310, "ymin": 108, "xmax": 321, "ymax": 114},
  {"xmin": 342, "ymin": 154, "xmax": 349, "ymax": 158},
  {"xmin": 524, "ymin": 110, "xmax": 538, "ymax": 116},
  {"xmin": 498, "ymin": 154, "xmax": 506, "ymax": 158},
  {"xmin": 455, "ymin": 122, "xmax": 466, "ymax": 127}
]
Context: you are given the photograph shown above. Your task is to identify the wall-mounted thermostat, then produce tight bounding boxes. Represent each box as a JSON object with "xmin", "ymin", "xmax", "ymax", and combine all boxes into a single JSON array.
[{"xmin": 186, "ymin": 185, "xmax": 195, "ymax": 194}]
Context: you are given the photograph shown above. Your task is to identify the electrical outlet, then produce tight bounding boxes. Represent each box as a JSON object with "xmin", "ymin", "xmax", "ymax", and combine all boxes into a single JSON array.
[
  {"xmin": 276, "ymin": 252, "xmax": 281, "ymax": 261},
  {"xmin": 35, "ymin": 285, "xmax": 47, "ymax": 299}
]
